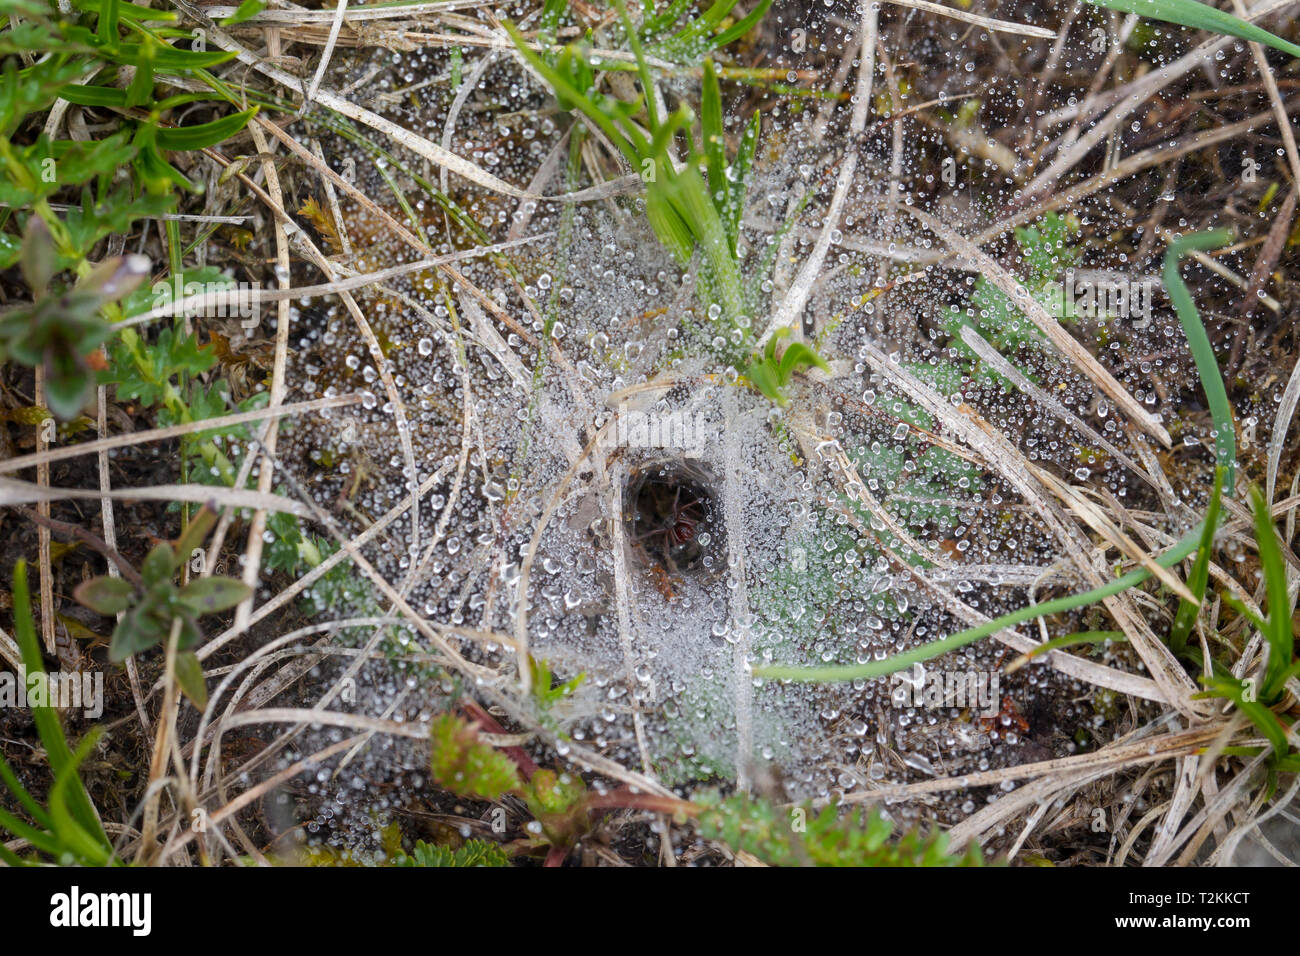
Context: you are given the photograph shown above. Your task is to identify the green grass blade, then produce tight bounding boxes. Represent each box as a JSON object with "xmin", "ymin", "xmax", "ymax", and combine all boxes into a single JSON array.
[
  {"xmin": 1163, "ymin": 228, "xmax": 1237, "ymax": 492},
  {"xmin": 57, "ymin": 83, "xmax": 130, "ymax": 108},
  {"xmin": 0, "ymin": 804, "xmax": 60, "ymax": 856},
  {"xmin": 760, "ymin": 228, "xmax": 1240, "ymax": 683},
  {"xmin": 1009, "ymin": 629, "xmax": 1126, "ymax": 668},
  {"xmin": 0, "ymin": 751, "xmax": 53, "ymax": 829},
  {"xmin": 701, "ymin": 60, "xmax": 726, "ymax": 203},
  {"xmin": 755, "ymin": 529, "xmax": 1203, "ymax": 682},
  {"xmin": 1251, "ymin": 485, "xmax": 1295, "ymax": 701},
  {"xmin": 708, "ymin": 0, "xmax": 774, "ymax": 50},
  {"xmin": 1201, "ymin": 676, "xmax": 1289, "ymax": 757},
  {"xmin": 1170, "ymin": 464, "xmax": 1225, "ymax": 653},
  {"xmin": 612, "ymin": 0, "xmax": 660, "ymax": 129},
  {"xmin": 1084, "ymin": 0, "xmax": 1300, "ymax": 59},
  {"xmin": 725, "ymin": 109, "xmax": 760, "ymax": 255},
  {"xmin": 47, "ymin": 728, "xmax": 114, "ymax": 865},
  {"xmin": 644, "ymin": 0, "xmax": 693, "ymax": 34},
  {"xmin": 98, "ymin": 0, "xmax": 120, "ymax": 45},
  {"xmin": 504, "ymin": 22, "xmax": 646, "ymax": 166},
  {"xmin": 11, "ymin": 561, "xmax": 110, "ymax": 849}
]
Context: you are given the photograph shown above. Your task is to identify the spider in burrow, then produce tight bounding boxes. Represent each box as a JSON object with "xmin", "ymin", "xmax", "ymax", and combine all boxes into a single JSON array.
[{"xmin": 623, "ymin": 462, "xmax": 722, "ymax": 593}]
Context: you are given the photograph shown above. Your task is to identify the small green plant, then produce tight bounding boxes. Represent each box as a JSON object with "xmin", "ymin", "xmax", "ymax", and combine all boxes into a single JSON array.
[
  {"xmin": 73, "ymin": 506, "xmax": 251, "ymax": 706},
  {"xmin": 755, "ymin": 227, "xmax": 1238, "ymax": 685},
  {"xmin": 0, "ymin": 561, "xmax": 116, "ymax": 866},
  {"xmin": 695, "ymin": 791, "xmax": 986, "ymax": 866},
  {"xmin": 1, "ymin": 0, "xmax": 253, "ymax": 220},
  {"xmin": 1, "ymin": 0, "xmax": 258, "ymax": 421},
  {"xmin": 391, "ymin": 838, "xmax": 511, "ymax": 867},
  {"xmin": 1199, "ymin": 486, "xmax": 1299, "ymax": 774},
  {"xmin": 428, "ymin": 712, "xmax": 525, "ymax": 801},
  {"xmin": 103, "ymin": 316, "xmax": 263, "ymax": 488},
  {"xmin": 742, "ymin": 327, "xmax": 831, "ymax": 406},
  {"xmin": 528, "ymin": 654, "xmax": 585, "ymax": 712},
  {"xmin": 940, "ymin": 212, "xmax": 1082, "ymax": 388},
  {"xmin": 507, "ymin": 0, "xmax": 763, "ymax": 347},
  {"xmin": 0, "ymin": 218, "xmax": 150, "ymax": 417},
  {"xmin": 519, "ymin": 768, "xmax": 591, "ymax": 851},
  {"xmin": 263, "ymin": 506, "xmax": 325, "ymax": 576},
  {"xmin": 300, "ymin": 820, "xmax": 511, "ymax": 867}
]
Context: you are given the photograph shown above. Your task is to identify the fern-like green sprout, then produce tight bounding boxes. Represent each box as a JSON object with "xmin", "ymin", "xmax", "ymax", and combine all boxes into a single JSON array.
[{"xmin": 695, "ymin": 791, "xmax": 986, "ymax": 866}]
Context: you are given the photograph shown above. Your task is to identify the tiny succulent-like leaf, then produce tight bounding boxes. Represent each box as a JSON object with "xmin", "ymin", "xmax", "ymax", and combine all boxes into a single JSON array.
[{"xmin": 74, "ymin": 575, "xmax": 135, "ymax": 616}]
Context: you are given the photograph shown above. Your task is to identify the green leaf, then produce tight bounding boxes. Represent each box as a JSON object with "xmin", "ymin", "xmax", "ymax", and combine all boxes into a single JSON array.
[
  {"xmin": 1083, "ymin": 0, "xmax": 1300, "ymax": 60},
  {"xmin": 1200, "ymin": 676, "xmax": 1289, "ymax": 758},
  {"xmin": 74, "ymin": 575, "xmax": 135, "ymax": 616},
  {"xmin": 141, "ymin": 543, "xmax": 176, "ymax": 586},
  {"xmin": 528, "ymin": 655, "xmax": 585, "ymax": 709},
  {"xmin": 155, "ymin": 107, "xmax": 257, "ymax": 151},
  {"xmin": 219, "ymin": 0, "xmax": 266, "ymax": 26},
  {"xmin": 744, "ymin": 356, "xmax": 785, "ymax": 405},
  {"xmin": 109, "ymin": 604, "xmax": 164, "ymax": 661},
  {"xmin": 19, "ymin": 216, "xmax": 56, "ymax": 294},
  {"xmin": 725, "ymin": 108, "xmax": 760, "ymax": 255},
  {"xmin": 11, "ymin": 562, "xmax": 111, "ymax": 853},
  {"xmin": 1251, "ymin": 485, "xmax": 1295, "ymax": 702},
  {"xmin": 174, "ymin": 506, "xmax": 218, "ymax": 564},
  {"xmin": 645, "ymin": 184, "xmax": 696, "ymax": 265},
  {"xmin": 47, "ymin": 727, "xmax": 113, "ymax": 865},
  {"xmin": 700, "ymin": 60, "xmax": 726, "ymax": 204},
  {"xmin": 115, "ymin": 40, "xmax": 237, "ymax": 71},
  {"xmin": 172, "ymin": 649, "xmax": 208, "ymax": 709},
  {"xmin": 98, "ymin": 0, "xmax": 121, "ymax": 45},
  {"xmin": 777, "ymin": 340, "xmax": 831, "ymax": 383},
  {"xmin": 393, "ymin": 838, "xmax": 511, "ymax": 867},
  {"xmin": 125, "ymin": 43, "xmax": 155, "ymax": 108},
  {"xmin": 1170, "ymin": 465, "xmax": 1224, "ymax": 653},
  {"xmin": 178, "ymin": 576, "xmax": 252, "ymax": 615},
  {"xmin": 428, "ymin": 713, "xmax": 523, "ymax": 801},
  {"xmin": 1165, "ymin": 231, "xmax": 1237, "ymax": 488},
  {"xmin": 704, "ymin": 0, "xmax": 774, "ymax": 50}
]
